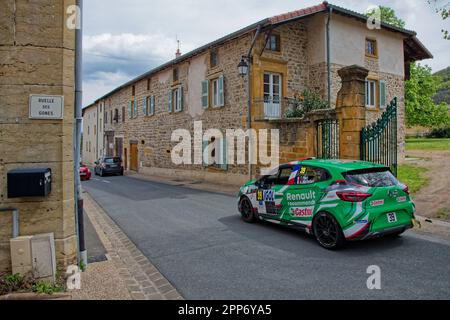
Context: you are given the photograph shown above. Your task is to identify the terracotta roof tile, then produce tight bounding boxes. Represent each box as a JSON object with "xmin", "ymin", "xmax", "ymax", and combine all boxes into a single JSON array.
[{"xmin": 270, "ymin": 2, "xmax": 328, "ymax": 24}]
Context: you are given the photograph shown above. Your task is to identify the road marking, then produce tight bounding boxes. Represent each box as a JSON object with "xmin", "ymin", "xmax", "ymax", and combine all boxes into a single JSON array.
[{"xmin": 102, "ymin": 180, "xmax": 111, "ymax": 184}]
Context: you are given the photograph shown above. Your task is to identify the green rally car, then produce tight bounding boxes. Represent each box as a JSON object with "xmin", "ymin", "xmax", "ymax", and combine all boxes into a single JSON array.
[{"xmin": 238, "ymin": 159, "xmax": 417, "ymax": 250}]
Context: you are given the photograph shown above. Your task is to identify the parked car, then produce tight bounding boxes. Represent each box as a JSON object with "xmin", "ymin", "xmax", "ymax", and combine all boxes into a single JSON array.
[
  {"xmin": 94, "ymin": 157, "xmax": 124, "ymax": 177},
  {"xmin": 79, "ymin": 163, "xmax": 91, "ymax": 181},
  {"xmin": 237, "ymin": 158, "xmax": 416, "ymax": 250}
]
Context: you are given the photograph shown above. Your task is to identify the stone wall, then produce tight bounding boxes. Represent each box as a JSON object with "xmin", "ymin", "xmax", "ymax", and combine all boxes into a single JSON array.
[{"xmin": 0, "ymin": 0, "xmax": 77, "ymax": 272}]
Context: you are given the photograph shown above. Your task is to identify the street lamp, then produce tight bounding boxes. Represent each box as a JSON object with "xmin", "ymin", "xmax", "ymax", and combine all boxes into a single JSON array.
[{"xmin": 238, "ymin": 58, "xmax": 249, "ymax": 77}]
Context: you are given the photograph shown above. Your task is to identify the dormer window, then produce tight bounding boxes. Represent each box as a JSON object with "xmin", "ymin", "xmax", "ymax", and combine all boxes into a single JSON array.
[
  {"xmin": 173, "ymin": 68, "xmax": 179, "ymax": 82},
  {"xmin": 366, "ymin": 38, "xmax": 377, "ymax": 57},
  {"xmin": 210, "ymin": 50, "xmax": 219, "ymax": 68}
]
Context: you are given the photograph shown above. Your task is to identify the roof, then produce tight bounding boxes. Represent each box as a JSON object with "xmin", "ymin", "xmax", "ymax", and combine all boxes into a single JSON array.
[
  {"xmin": 295, "ymin": 159, "xmax": 387, "ymax": 172},
  {"xmin": 89, "ymin": 1, "xmax": 432, "ymax": 107}
]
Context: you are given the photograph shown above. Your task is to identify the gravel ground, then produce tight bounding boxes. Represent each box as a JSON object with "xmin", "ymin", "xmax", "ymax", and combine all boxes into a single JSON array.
[{"xmin": 70, "ymin": 260, "xmax": 132, "ymax": 300}]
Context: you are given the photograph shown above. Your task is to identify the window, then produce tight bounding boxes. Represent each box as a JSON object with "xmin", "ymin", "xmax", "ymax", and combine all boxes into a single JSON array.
[
  {"xmin": 265, "ymin": 34, "xmax": 281, "ymax": 52},
  {"xmin": 296, "ymin": 167, "xmax": 330, "ymax": 185},
  {"xmin": 169, "ymin": 87, "xmax": 183, "ymax": 113},
  {"xmin": 173, "ymin": 68, "xmax": 179, "ymax": 82},
  {"xmin": 210, "ymin": 50, "xmax": 219, "ymax": 68},
  {"xmin": 143, "ymin": 96, "xmax": 155, "ymax": 116},
  {"xmin": 114, "ymin": 109, "xmax": 119, "ymax": 122},
  {"xmin": 122, "ymin": 107, "xmax": 125, "ymax": 122},
  {"xmin": 201, "ymin": 76, "xmax": 224, "ymax": 109},
  {"xmin": 365, "ymin": 79, "xmax": 377, "ymax": 108},
  {"xmin": 277, "ymin": 167, "xmax": 293, "ymax": 185},
  {"xmin": 344, "ymin": 168, "xmax": 399, "ymax": 188},
  {"xmin": 202, "ymin": 137, "xmax": 228, "ymax": 170},
  {"xmin": 110, "ymin": 110, "xmax": 113, "ymax": 124},
  {"xmin": 94, "ymin": 125, "xmax": 96, "ymax": 136},
  {"xmin": 147, "ymin": 78, "xmax": 151, "ymax": 91},
  {"xmin": 132, "ymin": 85, "xmax": 135, "ymax": 96},
  {"xmin": 104, "ymin": 112, "xmax": 108, "ymax": 124},
  {"xmin": 366, "ymin": 38, "xmax": 377, "ymax": 57},
  {"xmin": 87, "ymin": 126, "xmax": 90, "ymax": 135}
]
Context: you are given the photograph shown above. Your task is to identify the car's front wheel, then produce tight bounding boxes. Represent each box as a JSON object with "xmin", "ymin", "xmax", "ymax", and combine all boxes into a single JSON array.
[
  {"xmin": 313, "ymin": 212, "xmax": 345, "ymax": 250},
  {"xmin": 239, "ymin": 197, "xmax": 256, "ymax": 223}
]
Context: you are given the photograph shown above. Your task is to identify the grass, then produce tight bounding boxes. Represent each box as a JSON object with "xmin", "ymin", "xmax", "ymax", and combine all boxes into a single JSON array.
[
  {"xmin": 406, "ymin": 138, "xmax": 450, "ymax": 151},
  {"xmin": 398, "ymin": 164, "xmax": 430, "ymax": 195},
  {"xmin": 437, "ymin": 208, "xmax": 450, "ymax": 220}
]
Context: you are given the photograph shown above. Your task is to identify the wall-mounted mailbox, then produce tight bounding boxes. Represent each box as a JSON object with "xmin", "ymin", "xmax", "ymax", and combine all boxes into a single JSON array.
[{"xmin": 7, "ymin": 168, "xmax": 52, "ymax": 198}]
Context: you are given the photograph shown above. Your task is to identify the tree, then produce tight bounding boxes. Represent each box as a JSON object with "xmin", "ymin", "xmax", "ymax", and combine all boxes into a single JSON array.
[
  {"xmin": 428, "ymin": 0, "xmax": 450, "ymax": 40},
  {"xmin": 406, "ymin": 63, "xmax": 450, "ymax": 128},
  {"xmin": 367, "ymin": 6, "xmax": 406, "ymax": 28}
]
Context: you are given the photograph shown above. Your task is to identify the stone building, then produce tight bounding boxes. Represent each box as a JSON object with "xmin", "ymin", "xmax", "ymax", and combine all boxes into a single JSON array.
[
  {"xmin": 91, "ymin": 2, "xmax": 431, "ymax": 185},
  {"xmin": 82, "ymin": 102, "xmax": 104, "ymax": 166},
  {"xmin": 0, "ymin": 1, "xmax": 78, "ymax": 272}
]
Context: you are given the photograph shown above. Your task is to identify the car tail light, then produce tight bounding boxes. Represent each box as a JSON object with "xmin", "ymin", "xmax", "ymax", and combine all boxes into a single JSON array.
[
  {"xmin": 403, "ymin": 185, "xmax": 410, "ymax": 195},
  {"xmin": 337, "ymin": 191, "xmax": 372, "ymax": 203}
]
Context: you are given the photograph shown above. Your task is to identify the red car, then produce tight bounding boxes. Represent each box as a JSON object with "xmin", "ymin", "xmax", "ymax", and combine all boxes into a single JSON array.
[{"xmin": 79, "ymin": 163, "xmax": 92, "ymax": 181}]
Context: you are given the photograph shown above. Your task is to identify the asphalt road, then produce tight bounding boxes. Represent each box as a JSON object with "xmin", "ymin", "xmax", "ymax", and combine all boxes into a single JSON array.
[{"xmin": 82, "ymin": 175, "xmax": 450, "ymax": 300}]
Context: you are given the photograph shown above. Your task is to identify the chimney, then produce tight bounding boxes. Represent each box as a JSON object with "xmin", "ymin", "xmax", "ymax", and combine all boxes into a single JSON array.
[{"xmin": 175, "ymin": 39, "xmax": 181, "ymax": 58}]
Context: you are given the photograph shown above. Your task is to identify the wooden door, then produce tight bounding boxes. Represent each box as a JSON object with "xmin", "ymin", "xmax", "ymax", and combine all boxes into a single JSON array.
[{"xmin": 130, "ymin": 143, "xmax": 138, "ymax": 171}]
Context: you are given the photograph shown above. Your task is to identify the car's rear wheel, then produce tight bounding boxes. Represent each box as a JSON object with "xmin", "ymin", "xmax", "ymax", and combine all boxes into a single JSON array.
[
  {"xmin": 240, "ymin": 197, "xmax": 256, "ymax": 223},
  {"xmin": 313, "ymin": 212, "xmax": 345, "ymax": 250}
]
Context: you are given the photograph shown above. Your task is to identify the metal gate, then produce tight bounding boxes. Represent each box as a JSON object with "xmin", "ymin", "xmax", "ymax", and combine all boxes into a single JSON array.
[
  {"xmin": 360, "ymin": 97, "xmax": 398, "ymax": 176},
  {"xmin": 317, "ymin": 119, "xmax": 340, "ymax": 159}
]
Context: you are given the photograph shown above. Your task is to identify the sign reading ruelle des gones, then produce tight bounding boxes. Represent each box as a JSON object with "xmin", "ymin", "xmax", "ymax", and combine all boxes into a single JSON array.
[{"xmin": 29, "ymin": 95, "xmax": 64, "ymax": 120}]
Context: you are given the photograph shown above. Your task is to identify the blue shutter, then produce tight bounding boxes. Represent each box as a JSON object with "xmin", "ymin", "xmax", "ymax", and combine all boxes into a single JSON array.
[
  {"xmin": 128, "ymin": 101, "xmax": 132, "ymax": 118},
  {"xmin": 201, "ymin": 80, "xmax": 209, "ymax": 108},
  {"xmin": 365, "ymin": 80, "xmax": 369, "ymax": 107},
  {"xmin": 179, "ymin": 87, "xmax": 184, "ymax": 112},
  {"xmin": 218, "ymin": 75, "xmax": 225, "ymax": 107},
  {"xmin": 168, "ymin": 91, "xmax": 172, "ymax": 113},
  {"xmin": 143, "ymin": 97, "xmax": 148, "ymax": 116},
  {"xmin": 150, "ymin": 96, "xmax": 155, "ymax": 115},
  {"xmin": 379, "ymin": 80, "xmax": 387, "ymax": 108}
]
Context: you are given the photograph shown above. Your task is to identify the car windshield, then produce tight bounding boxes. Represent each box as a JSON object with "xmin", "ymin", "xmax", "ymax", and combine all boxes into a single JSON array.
[
  {"xmin": 344, "ymin": 168, "xmax": 399, "ymax": 187},
  {"xmin": 104, "ymin": 158, "xmax": 120, "ymax": 164}
]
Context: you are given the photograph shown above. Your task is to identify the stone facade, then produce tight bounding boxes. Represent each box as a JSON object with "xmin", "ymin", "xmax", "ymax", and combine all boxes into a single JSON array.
[
  {"xmin": 95, "ymin": 12, "xmax": 418, "ymax": 185},
  {"xmin": 82, "ymin": 102, "xmax": 104, "ymax": 166},
  {"xmin": 0, "ymin": 0, "xmax": 77, "ymax": 272}
]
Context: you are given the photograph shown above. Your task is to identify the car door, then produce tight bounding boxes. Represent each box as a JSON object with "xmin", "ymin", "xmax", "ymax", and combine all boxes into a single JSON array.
[{"xmin": 282, "ymin": 166, "xmax": 329, "ymax": 228}]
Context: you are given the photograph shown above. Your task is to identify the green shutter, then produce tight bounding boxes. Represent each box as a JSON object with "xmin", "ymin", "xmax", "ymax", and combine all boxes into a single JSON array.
[
  {"xmin": 220, "ymin": 138, "xmax": 228, "ymax": 170},
  {"xmin": 143, "ymin": 97, "xmax": 148, "ymax": 116},
  {"xmin": 168, "ymin": 91, "xmax": 173, "ymax": 113},
  {"xmin": 380, "ymin": 80, "xmax": 387, "ymax": 108},
  {"xmin": 201, "ymin": 80, "xmax": 209, "ymax": 108},
  {"xmin": 128, "ymin": 101, "xmax": 132, "ymax": 118},
  {"xmin": 218, "ymin": 75, "xmax": 225, "ymax": 107},
  {"xmin": 365, "ymin": 80, "xmax": 368, "ymax": 106},
  {"xmin": 134, "ymin": 100, "xmax": 138, "ymax": 118},
  {"xmin": 150, "ymin": 96, "xmax": 155, "ymax": 115},
  {"xmin": 178, "ymin": 87, "xmax": 183, "ymax": 112}
]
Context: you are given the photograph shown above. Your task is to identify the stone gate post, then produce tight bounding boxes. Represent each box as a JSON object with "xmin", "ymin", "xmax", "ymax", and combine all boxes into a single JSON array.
[{"xmin": 336, "ymin": 65, "xmax": 369, "ymax": 160}]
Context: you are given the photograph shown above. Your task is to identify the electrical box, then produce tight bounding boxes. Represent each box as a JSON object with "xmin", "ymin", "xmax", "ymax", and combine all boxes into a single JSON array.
[
  {"xmin": 7, "ymin": 168, "xmax": 52, "ymax": 198},
  {"xmin": 10, "ymin": 233, "xmax": 56, "ymax": 283}
]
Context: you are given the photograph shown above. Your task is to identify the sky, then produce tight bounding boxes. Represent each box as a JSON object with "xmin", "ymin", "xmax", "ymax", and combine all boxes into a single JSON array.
[{"xmin": 82, "ymin": 0, "xmax": 450, "ymax": 106}]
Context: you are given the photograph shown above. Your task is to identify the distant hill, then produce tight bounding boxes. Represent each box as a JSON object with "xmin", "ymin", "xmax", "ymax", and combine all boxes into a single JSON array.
[{"xmin": 434, "ymin": 66, "xmax": 450, "ymax": 105}]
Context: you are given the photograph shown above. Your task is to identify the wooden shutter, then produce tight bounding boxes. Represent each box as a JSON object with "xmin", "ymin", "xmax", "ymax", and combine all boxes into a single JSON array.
[
  {"xmin": 379, "ymin": 80, "xmax": 387, "ymax": 108},
  {"xmin": 218, "ymin": 75, "xmax": 225, "ymax": 107},
  {"xmin": 168, "ymin": 91, "xmax": 173, "ymax": 113},
  {"xmin": 201, "ymin": 80, "xmax": 209, "ymax": 108}
]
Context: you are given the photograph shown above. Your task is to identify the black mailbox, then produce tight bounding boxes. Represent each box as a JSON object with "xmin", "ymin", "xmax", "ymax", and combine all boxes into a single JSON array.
[{"xmin": 7, "ymin": 168, "xmax": 52, "ymax": 198}]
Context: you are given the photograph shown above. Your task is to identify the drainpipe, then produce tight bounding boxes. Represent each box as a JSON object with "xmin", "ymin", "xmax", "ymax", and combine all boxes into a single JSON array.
[
  {"xmin": 74, "ymin": 0, "xmax": 87, "ymax": 268},
  {"xmin": 326, "ymin": 6, "xmax": 333, "ymax": 107},
  {"xmin": 246, "ymin": 25, "xmax": 262, "ymax": 180},
  {"xmin": 0, "ymin": 208, "xmax": 19, "ymax": 238}
]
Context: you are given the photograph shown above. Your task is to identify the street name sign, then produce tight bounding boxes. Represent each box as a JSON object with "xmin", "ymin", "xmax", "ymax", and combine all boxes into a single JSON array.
[{"xmin": 29, "ymin": 95, "xmax": 64, "ymax": 120}]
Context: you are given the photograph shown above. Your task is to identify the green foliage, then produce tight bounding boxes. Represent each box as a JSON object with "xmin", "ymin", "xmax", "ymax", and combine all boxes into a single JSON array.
[
  {"xmin": 398, "ymin": 164, "xmax": 430, "ymax": 195},
  {"xmin": 367, "ymin": 6, "xmax": 406, "ymax": 28},
  {"xmin": 79, "ymin": 260, "xmax": 86, "ymax": 272},
  {"xmin": 0, "ymin": 272, "xmax": 65, "ymax": 296},
  {"xmin": 427, "ymin": 0, "xmax": 450, "ymax": 40},
  {"xmin": 285, "ymin": 90, "xmax": 328, "ymax": 119},
  {"xmin": 32, "ymin": 281, "xmax": 64, "ymax": 295},
  {"xmin": 428, "ymin": 126, "xmax": 450, "ymax": 138},
  {"xmin": 406, "ymin": 63, "xmax": 450, "ymax": 128},
  {"xmin": 433, "ymin": 66, "xmax": 450, "ymax": 105}
]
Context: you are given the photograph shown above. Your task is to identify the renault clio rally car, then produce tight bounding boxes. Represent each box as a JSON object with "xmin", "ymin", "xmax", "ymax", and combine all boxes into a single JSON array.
[{"xmin": 238, "ymin": 159, "xmax": 417, "ymax": 250}]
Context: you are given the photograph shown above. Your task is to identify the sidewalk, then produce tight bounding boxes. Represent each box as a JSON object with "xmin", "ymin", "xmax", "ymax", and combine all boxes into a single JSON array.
[{"xmin": 71, "ymin": 190, "xmax": 183, "ymax": 300}]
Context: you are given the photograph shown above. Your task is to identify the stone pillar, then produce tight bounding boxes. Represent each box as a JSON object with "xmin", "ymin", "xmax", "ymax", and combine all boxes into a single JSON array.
[
  {"xmin": 0, "ymin": 0, "xmax": 77, "ymax": 272},
  {"xmin": 336, "ymin": 65, "xmax": 369, "ymax": 160}
]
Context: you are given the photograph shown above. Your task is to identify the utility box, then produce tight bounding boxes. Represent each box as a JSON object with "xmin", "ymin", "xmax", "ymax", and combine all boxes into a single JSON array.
[
  {"xmin": 10, "ymin": 233, "xmax": 56, "ymax": 283},
  {"xmin": 7, "ymin": 168, "xmax": 52, "ymax": 198}
]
